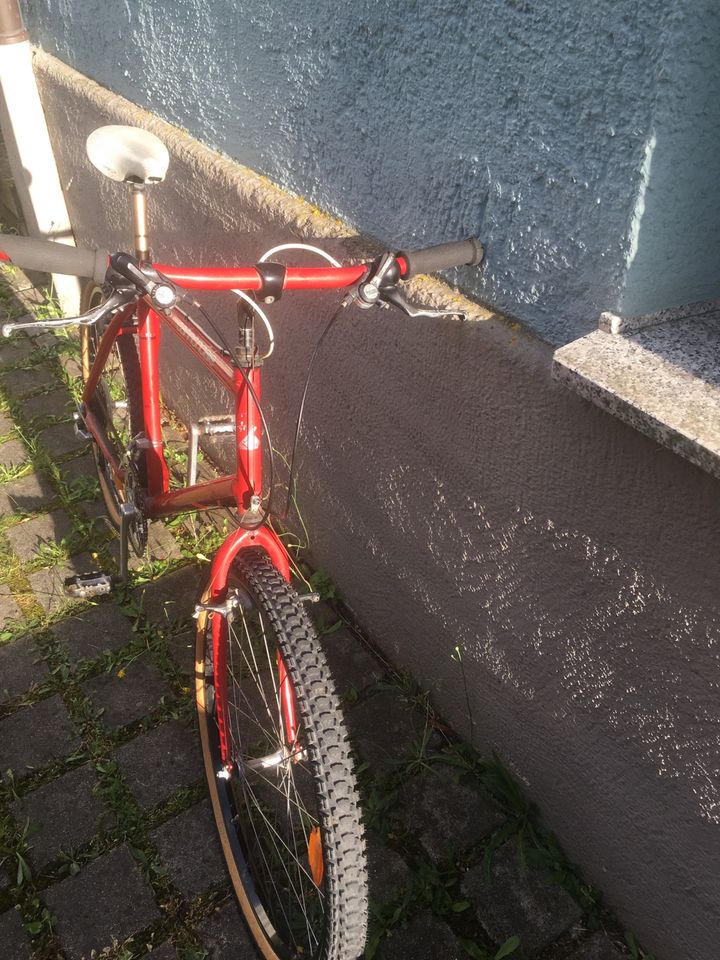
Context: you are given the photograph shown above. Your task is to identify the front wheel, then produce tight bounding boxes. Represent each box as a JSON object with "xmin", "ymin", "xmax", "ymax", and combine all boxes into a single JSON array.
[{"xmin": 195, "ymin": 549, "xmax": 368, "ymax": 960}]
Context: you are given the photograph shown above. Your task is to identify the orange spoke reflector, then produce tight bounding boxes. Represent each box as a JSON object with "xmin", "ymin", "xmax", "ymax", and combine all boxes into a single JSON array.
[{"xmin": 308, "ymin": 826, "xmax": 324, "ymax": 886}]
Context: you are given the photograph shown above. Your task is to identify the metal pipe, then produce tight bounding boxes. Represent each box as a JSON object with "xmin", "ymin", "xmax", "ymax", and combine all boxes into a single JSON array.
[
  {"xmin": 0, "ymin": 0, "xmax": 79, "ymax": 312},
  {"xmin": 0, "ymin": 0, "xmax": 28, "ymax": 43}
]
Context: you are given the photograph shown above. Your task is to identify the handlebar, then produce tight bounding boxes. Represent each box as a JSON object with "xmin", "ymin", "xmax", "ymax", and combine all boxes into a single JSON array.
[
  {"xmin": 0, "ymin": 234, "xmax": 483, "ymax": 293},
  {"xmin": 0, "ymin": 231, "xmax": 484, "ymax": 336}
]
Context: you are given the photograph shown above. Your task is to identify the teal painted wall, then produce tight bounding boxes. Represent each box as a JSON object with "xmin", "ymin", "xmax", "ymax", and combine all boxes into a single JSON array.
[
  {"xmin": 619, "ymin": 2, "xmax": 720, "ymax": 317},
  {"xmin": 23, "ymin": 0, "xmax": 720, "ymax": 342}
]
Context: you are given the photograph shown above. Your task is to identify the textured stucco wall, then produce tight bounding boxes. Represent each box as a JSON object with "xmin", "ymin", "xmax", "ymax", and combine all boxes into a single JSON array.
[
  {"xmin": 31, "ymin": 54, "xmax": 720, "ymax": 960},
  {"xmin": 618, "ymin": 0, "xmax": 720, "ymax": 316},
  {"xmin": 23, "ymin": 0, "xmax": 720, "ymax": 343}
]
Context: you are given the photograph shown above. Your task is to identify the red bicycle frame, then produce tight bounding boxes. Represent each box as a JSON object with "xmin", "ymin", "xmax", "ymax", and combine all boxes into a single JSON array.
[
  {"xmin": 81, "ymin": 261, "xmax": 375, "ymax": 554},
  {"xmin": 81, "ymin": 260, "xmax": 375, "ymax": 768}
]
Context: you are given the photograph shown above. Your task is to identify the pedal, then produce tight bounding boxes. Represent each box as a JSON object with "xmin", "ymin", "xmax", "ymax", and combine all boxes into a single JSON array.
[{"xmin": 64, "ymin": 571, "xmax": 114, "ymax": 599}]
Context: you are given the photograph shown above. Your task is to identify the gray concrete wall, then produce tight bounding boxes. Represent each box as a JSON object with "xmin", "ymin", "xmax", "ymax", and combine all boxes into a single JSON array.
[
  {"xmin": 31, "ymin": 53, "xmax": 720, "ymax": 960},
  {"xmin": 23, "ymin": 0, "xmax": 720, "ymax": 344}
]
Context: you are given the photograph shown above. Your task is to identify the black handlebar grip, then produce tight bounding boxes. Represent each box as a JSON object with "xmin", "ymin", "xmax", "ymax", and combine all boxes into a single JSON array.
[
  {"xmin": 109, "ymin": 252, "xmax": 153, "ymax": 292},
  {"xmin": 398, "ymin": 237, "xmax": 484, "ymax": 278},
  {"xmin": 0, "ymin": 234, "xmax": 108, "ymax": 282}
]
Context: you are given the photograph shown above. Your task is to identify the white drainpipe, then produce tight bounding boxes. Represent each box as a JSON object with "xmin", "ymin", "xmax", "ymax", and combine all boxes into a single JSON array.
[{"xmin": 0, "ymin": 1, "xmax": 80, "ymax": 313}]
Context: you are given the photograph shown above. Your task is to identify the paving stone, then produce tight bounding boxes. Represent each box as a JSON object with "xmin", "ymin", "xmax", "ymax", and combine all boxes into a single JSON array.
[
  {"xmin": 0, "ymin": 408, "xmax": 13, "ymax": 434},
  {"xmin": 57, "ymin": 453, "xmax": 96, "ymax": 489},
  {"xmin": 319, "ymin": 621, "xmax": 386, "ymax": 695},
  {"xmin": 34, "ymin": 332, "xmax": 62, "ymax": 350},
  {"xmin": 22, "ymin": 388, "xmax": 73, "ymax": 421},
  {"xmin": 196, "ymin": 898, "xmax": 257, "ymax": 960},
  {"xmin": 5, "ymin": 509, "xmax": 74, "ymax": 563},
  {"xmin": 84, "ymin": 655, "xmax": 171, "ymax": 729},
  {"xmin": 26, "ymin": 552, "xmax": 95, "ymax": 614},
  {"xmin": 52, "ymin": 603, "xmax": 136, "ymax": 660},
  {"xmin": 134, "ymin": 564, "xmax": 200, "ymax": 627},
  {"xmin": 147, "ymin": 522, "xmax": 183, "ymax": 562},
  {"xmin": 345, "ymin": 689, "xmax": 430, "ymax": 770},
  {"xmin": 14, "ymin": 764, "xmax": 113, "ymax": 868},
  {"xmin": 0, "ymin": 435, "xmax": 27, "ymax": 467},
  {"xmin": 140, "ymin": 945, "xmax": 180, "ymax": 960},
  {"xmin": 44, "ymin": 844, "xmax": 160, "ymax": 959},
  {"xmin": 401, "ymin": 774, "xmax": 504, "ymax": 863},
  {"xmin": 0, "ymin": 694, "xmax": 79, "ymax": 775},
  {"xmin": 0, "ymin": 906, "xmax": 33, "ymax": 960},
  {"xmin": 375, "ymin": 911, "xmax": 465, "ymax": 959},
  {"xmin": 167, "ymin": 625, "xmax": 195, "ymax": 675},
  {"xmin": 134, "ymin": 565, "xmax": 199, "ymax": 676},
  {"xmin": 462, "ymin": 839, "xmax": 583, "ymax": 958},
  {"xmin": 367, "ymin": 831, "xmax": 413, "ymax": 903},
  {"xmin": 0, "ymin": 583, "xmax": 21, "ymax": 628},
  {"xmin": 80, "ymin": 497, "xmax": 114, "ymax": 535},
  {"xmin": 63, "ymin": 355, "xmax": 83, "ymax": 380},
  {"xmin": 0, "ymin": 634, "xmax": 50, "ymax": 704},
  {"xmin": 37, "ymin": 420, "xmax": 88, "ymax": 458},
  {"xmin": 115, "ymin": 719, "xmax": 202, "ymax": 808},
  {"xmin": 0, "ymin": 470, "xmax": 55, "ymax": 515},
  {"xmin": 151, "ymin": 799, "xmax": 226, "ymax": 897},
  {"xmin": 568, "ymin": 933, "xmax": 629, "ymax": 960},
  {"xmin": 0, "ymin": 363, "xmax": 55, "ymax": 397},
  {"xmin": 110, "ymin": 521, "xmax": 183, "ymax": 573},
  {"xmin": 0, "ymin": 336, "xmax": 37, "ymax": 365}
]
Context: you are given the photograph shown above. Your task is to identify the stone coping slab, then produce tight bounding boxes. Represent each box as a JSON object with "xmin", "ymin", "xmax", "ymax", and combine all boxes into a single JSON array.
[{"xmin": 553, "ymin": 300, "xmax": 720, "ymax": 480}]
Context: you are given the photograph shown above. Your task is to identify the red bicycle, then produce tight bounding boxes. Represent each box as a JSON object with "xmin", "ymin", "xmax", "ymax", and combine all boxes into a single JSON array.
[{"xmin": 0, "ymin": 124, "xmax": 483, "ymax": 960}]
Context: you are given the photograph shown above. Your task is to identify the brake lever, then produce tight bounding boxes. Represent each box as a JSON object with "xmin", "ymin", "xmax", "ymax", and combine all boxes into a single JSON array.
[
  {"xmin": 350, "ymin": 253, "xmax": 398, "ymax": 309},
  {"xmin": 380, "ymin": 286, "xmax": 466, "ymax": 321},
  {"xmin": 1, "ymin": 287, "xmax": 136, "ymax": 338}
]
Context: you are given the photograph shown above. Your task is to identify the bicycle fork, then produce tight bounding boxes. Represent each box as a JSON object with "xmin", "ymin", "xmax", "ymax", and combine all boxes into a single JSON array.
[
  {"xmin": 200, "ymin": 590, "xmax": 300, "ymax": 777},
  {"xmin": 196, "ymin": 524, "xmax": 295, "ymax": 776}
]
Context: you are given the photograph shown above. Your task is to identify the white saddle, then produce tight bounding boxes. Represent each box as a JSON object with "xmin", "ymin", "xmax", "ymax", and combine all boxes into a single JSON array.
[{"xmin": 86, "ymin": 125, "xmax": 170, "ymax": 184}]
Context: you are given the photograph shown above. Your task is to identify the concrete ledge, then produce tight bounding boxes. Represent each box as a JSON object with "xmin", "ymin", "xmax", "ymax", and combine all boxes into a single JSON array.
[{"xmin": 553, "ymin": 300, "xmax": 720, "ymax": 479}]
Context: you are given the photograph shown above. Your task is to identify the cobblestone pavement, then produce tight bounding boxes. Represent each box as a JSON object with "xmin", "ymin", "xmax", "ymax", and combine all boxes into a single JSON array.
[{"xmin": 0, "ymin": 273, "xmax": 633, "ymax": 959}]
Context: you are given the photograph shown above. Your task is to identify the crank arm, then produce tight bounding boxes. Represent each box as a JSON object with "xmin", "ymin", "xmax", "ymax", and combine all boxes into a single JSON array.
[{"xmin": 381, "ymin": 286, "xmax": 466, "ymax": 321}]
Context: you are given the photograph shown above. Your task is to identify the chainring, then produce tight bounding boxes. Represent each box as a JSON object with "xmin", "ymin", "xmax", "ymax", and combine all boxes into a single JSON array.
[{"xmin": 124, "ymin": 459, "xmax": 149, "ymax": 556}]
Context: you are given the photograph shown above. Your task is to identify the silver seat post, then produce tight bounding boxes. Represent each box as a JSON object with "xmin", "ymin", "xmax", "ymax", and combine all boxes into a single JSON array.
[{"xmin": 131, "ymin": 183, "xmax": 150, "ymax": 262}]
